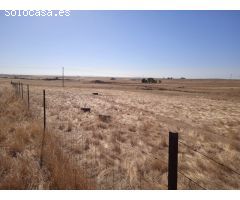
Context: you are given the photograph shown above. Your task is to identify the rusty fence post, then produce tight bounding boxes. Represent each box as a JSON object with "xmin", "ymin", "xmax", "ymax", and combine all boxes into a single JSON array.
[
  {"xmin": 168, "ymin": 132, "xmax": 178, "ymax": 190},
  {"xmin": 18, "ymin": 82, "xmax": 20, "ymax": 96},
  {"xmin": 15, "ymin": 82, "xmax": 17, "ymax": 95},
  {"xmin": 21, "ymin": 83, "xmax": 23, "ymax": 99},
  {"xmin": 27, "ymin": 85, "xmax": 30, "ymax": 109},
  {"xmin": 43, "ymin": 90, "xmax": 46, "ymax": 131},
  {"xmin": 40, "ymin": 89, "xmax": 46, "ymax": 167}
]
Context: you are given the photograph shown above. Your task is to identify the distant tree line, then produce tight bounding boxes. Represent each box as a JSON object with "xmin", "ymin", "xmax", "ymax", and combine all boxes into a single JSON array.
[{"xmin": 141, "ymin": 78, "xmax": 161, "ymax": 84}]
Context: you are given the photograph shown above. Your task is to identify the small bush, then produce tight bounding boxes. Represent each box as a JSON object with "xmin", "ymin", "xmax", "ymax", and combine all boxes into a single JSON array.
[{"xmin": 141, "ymin": 78, "xmax": 158, "ymax": 84}]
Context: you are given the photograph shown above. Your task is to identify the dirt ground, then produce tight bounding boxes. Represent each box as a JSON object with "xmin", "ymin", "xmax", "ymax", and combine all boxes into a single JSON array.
[{"xmin": 1, "ymin": 77, "xmax": 240, "ymax": 189}]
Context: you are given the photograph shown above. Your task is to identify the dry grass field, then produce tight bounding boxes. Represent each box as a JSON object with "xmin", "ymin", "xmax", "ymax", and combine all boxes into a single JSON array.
[{"xmin": 0, "ymin": 76, "xmax": 240, "ymax": 189}]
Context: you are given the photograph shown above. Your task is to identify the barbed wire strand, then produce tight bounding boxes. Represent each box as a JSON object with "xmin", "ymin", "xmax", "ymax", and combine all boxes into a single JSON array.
[
  {"xmin": 177, "ymin": 170, "xmax": 207, "ymax": 190},
  {"xmin": 117, "ymin": 141, "xmax": 209, "ymax": 189},
  {"xmin": 178, "ymin": 139, "xmax": 240, "ymax": 177}
]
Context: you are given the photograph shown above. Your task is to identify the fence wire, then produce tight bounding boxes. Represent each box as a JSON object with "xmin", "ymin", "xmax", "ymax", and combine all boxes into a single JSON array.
[
  {"xmin": 177, "ymin": 170, "xmax": 207, "ymax": 190},
  {"xmin": 178, "ymin": 139, "xmax": 240, "ymax": 177}
]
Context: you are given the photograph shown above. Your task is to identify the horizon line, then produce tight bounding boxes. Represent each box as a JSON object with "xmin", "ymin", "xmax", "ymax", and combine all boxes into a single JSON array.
[{"xmin": 0, "ymin": 73, "xmax": 239, "ymax": 80}]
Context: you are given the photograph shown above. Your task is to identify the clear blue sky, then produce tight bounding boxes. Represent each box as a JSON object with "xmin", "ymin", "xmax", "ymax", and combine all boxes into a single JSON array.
[{"xmin": 0, "ymin": 10, "xmax": 240, "ymax": 78}]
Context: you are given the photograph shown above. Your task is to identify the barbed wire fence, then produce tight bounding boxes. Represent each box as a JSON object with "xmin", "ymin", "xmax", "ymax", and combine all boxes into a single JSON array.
[{"xmin": 9, "ymin": 80, "xmax": 240, "ymax": 190}]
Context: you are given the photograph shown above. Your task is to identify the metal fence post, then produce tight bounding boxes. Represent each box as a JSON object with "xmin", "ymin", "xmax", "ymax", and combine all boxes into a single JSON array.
[
  {"xmin": 27, "ymin": 84, "xmax": 30, "ymax": 109},
  {"xmin": 14, "ymin": 82, "xmax": 16, "ymax": 94},
  {"xmin": 168, "ymin": 132, "xmax": 178, "ymax": 190},
  {"xmin": 43, "ymin": 90, "xmax": 46, "ymax": 131},
  {"xmin": 18, "ymin": 82, "xmax": 20, "ymax": 96},
  {"xmin": 21, "ymin": 83, "xmax": 23, "ymax": 99},
  {"xmin": 40, "ymin": 89, "xmax": 46, "ymax": 167}
]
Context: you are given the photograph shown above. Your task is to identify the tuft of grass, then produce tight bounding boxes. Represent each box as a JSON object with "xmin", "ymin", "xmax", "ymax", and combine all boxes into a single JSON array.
[{"xmin": 43, "ymin": 132, "xmax": 94, "ymax": 189}]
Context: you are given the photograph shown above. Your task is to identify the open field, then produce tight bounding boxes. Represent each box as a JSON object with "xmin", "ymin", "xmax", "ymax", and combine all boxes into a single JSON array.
[{"xmin": 1, "ymin": 77, "xmax": 240, "ymax": 189}]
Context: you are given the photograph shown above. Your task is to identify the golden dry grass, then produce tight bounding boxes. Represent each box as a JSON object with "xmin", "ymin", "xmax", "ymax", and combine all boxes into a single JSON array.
[
  {"xmin": 0, "ymin": 88, "xmax": 45, "ymax": 189},
  {"xmin": 0, "ymin": 86, "xmax": 92, "ymax": 189},
  {"xmin": 1, "ymin": 77, "xmax": 240, "ymax": 189}
]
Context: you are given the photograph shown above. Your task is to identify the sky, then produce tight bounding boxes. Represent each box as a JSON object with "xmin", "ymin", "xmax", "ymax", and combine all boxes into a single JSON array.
[{"xmin": 0, "ymin": 10, "xmax": 240, "ymax": 78}]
